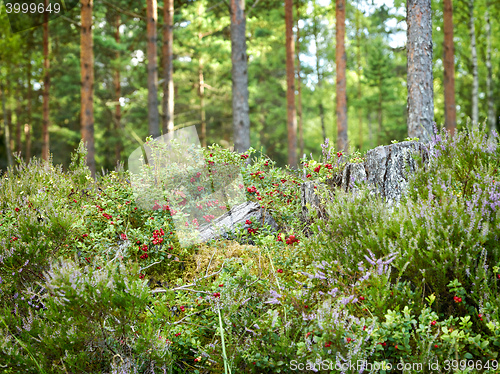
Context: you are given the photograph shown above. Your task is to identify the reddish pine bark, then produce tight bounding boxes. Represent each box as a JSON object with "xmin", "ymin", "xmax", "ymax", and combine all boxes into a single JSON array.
[
  {"xmin": 296, "ymin": 0, "xmax": 304, "ymax": 159},
  {"xmin": 230, "ymin": 0, "xmax": 250, "ymax": 154},
  {"xmin": 25, "ymin": 52, "xmax": 32, "ymax": 161},
  {"xmin": 42, "ymin": 0, "xmax": 50, "ymax": 161},
  {"xmin": 285, "ymin": 0, "xmax": 297, "ymax": 168},
  {"xmin": 407, "ymin": 0, "xmax": 434, "ymax": 142},
  {"xmin": 147, "ymin": 0, "xmax": 160, "ymax": 137},
  {"xmin": 443, "ymin": 0, "xmax": 456, "ymax": 136},
  {"xmin": 114, "ymin": 14, "xmax": 122, "ymax": 164},
  {"xmin": 162, "ymin": 0, "xmax": 174, "ymax": 134},
  {"xmin": 336, "ymin": 0, "xmax": 348, "ymax": 151},
  {"xmin": 15, "ymin": 87, "xmax": 22, "ymax": 154},
  {"xmin": 81, "ymin": 0, "xmax": 96, "ymax": 176}
]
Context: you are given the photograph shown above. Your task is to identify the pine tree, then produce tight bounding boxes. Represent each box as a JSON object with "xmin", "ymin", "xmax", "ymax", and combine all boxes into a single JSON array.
[
  {"xmin": 147, "ymin": 0, "xmax": 160, "ymax": 137},
  {"xmin": 230, "ymin": 0, "xmax": 250, "ymax": 153},
  {"xmin": 407, "ymin": 0, "xmax": 433, "ymax": 142},
  {"xmin": 81, "ymin": 0, "xmax": 96, "ymax": 176},
  {"xmin": 443, "ymin": 0, "xmax": 456, "ymax": 136},
  {"xmin": 285, "ymin": 0, "xmax": 297, "ymax": 168},
  {"xmin": 336, "ymin": 0, "xmax": 348, "ymax": 151}
]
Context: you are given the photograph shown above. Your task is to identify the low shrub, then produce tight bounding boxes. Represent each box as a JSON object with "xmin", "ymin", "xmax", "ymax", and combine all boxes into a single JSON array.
[{"xmin": 1, "ymin": 125, "xmax": 500, "ymax": 373}]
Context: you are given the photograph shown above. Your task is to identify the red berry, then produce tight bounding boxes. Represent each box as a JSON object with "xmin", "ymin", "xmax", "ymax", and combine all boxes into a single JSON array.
[
  {"xmin": 395, "ymin": 345, "xmax": 398, "ymax": 349},
  {"xmin": 359, "ymin": 296, "xmax": 365, "ymax": 301},
  {"xmin": 431, "ymin": 320, "xmax": 436, "ymax": 326},
  {"xmin": 277, "ymin": 269, "xmax": 283, "ymax": 273}
]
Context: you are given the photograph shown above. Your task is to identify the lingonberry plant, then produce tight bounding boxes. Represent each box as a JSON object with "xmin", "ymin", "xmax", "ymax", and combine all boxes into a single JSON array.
[{"xmin": 1, "ymin": 124, "xmax": 500, "ymax": 373}]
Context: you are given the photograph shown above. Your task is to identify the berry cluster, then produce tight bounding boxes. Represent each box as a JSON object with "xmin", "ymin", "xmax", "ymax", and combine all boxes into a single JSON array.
[
  {"xmin": 151, "ymin": 229, "xmax": 165, "ymax": 245},
  {"xmin": 203, "ymin": 214, "xmax": 216, "ymax": 222},
  {"xmin": 277, "ymin": 233, "xmax": 299, "ymax": 245},
  {"xmin": 250, "ymin": 171, "xmax": 265, "ymax": 180}
]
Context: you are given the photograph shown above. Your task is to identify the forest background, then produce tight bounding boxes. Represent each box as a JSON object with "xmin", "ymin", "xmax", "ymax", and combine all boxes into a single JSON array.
[{"xmin": 0, "ymin": 0, "xmax": 498, "ymax": 173}]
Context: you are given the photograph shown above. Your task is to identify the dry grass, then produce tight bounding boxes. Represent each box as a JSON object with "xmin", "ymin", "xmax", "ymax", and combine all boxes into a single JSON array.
[{"xmin": 183, "ymin": 240, "xmax": 274, "ymax": 282}]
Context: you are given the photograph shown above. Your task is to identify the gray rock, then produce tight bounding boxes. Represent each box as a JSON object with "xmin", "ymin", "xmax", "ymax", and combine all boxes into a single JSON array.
[{"xmin": 197, "ymin": 201, "xmax": 279, "ymax": 242}]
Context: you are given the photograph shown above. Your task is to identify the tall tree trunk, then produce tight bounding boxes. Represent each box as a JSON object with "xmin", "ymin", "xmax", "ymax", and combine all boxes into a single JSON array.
[
  {"xmin": 469, "ymin": 0, "xmax": 478, "ymax": 126},
  {"xmin": 114, "ymin": 14, "xmax": 122, "ymax": 164},
  {"xmin": 147, "ymin": 0, "xmax": 160, "ymax": 137},
  {"xmin": 443, "ymin": 0, "xmax": 456, "ymax": 136},
  {"xmin": 356, "ymin": 1, "xmax": 363, "ymax": 149},
  {"xmin": 198, "ymin": 3, "xmax": 206, "ymax": 147},
  {"xmin": 407, "ymin": 0, "xmax": 434, "ymax": 142},
  {"xmin": 199, "ymin": 65, "xmax": 207, "ymax": 148},
  {"xmin": 15, "ymin": 84, "xmax": 22, "ymax": 154},
  {"xmin": 285, "ymin": 0, "xmax": 297, "ymax": 168},
  {"xmin": 81, "ymin": 0, "xmax": 96, "ymax": 176},
  {"xmin": 42, "ymin": 0, "xmax": 50, "ymax": 161},
  {"xmin": 25, "ymin": 51, "xmax": 32, "ymax": 161},
  {"xmin": 336, "ymin": 0, "xmax": 348, "ymax": 151},
  {"xmin": 7, "ymin": 107, "xmax": 13, "ymax": 154},
  {"xmin": 367, "ymin": 110, "xmax": 373, "ymax": 148},
  {"xmin": 377, "ymin": 84, "xmax": 383, "ymax": 145},
  {"xmin": 1, "ymin": 84, "xmax": 13, "ymax": 167},
  {"xmin": 313, "ymin": 7, "xmax": 325, "ymax": 143},
  {"xmin": 485, "ymin": 8, "xmax": 496, "ymax": 135},
  {"xmin": 162, "ymin": 0, "xmax": 174, "ymax": 134},
  {"xmin": 296, "ymin": 0, "xmax": 304, "ymax": 159},
  {"xmin": 230, "ymin": 0, "xmax": 250, "ymax": 154}
]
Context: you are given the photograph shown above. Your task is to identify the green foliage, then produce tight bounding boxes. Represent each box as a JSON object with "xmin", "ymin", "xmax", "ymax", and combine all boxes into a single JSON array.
[{"xmin": 2, "ymin": 125, "xmax": 500, "ymax": 372}]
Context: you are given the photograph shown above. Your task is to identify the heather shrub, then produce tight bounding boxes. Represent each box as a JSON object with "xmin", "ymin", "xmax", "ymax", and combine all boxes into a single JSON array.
[
  {"xmin": 1, "ymin": 258, "xmax": 173, "ymax": 373},
  {"xmin": 302, "ymin": 124, "xmax": 500, "ymax": 367}
]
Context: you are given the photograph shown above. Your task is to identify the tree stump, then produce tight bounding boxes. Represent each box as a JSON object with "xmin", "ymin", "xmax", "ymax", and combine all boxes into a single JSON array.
[
  {"xmin": 198, "ymin": 201, "xmax": 279, "ymax": 243},
  {"xmin": 301, "ymin": 141, "xmax": 430, "ymax": 219}
]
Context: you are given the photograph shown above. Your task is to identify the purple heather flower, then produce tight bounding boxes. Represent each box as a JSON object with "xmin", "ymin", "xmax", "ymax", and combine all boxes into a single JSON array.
[
  {"xmin": 266, "ymin": 290, "xmax": 282, "ymax": 305},
  {"xmin": 328, "ymin": 288, "xmax": 338, "ymax": 297}
]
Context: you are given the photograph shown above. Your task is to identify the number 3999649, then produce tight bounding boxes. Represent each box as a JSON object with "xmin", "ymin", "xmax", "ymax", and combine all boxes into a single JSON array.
[{"xmin": 4, "ymin": 2, "xmax": 62, "ymax": 14}]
